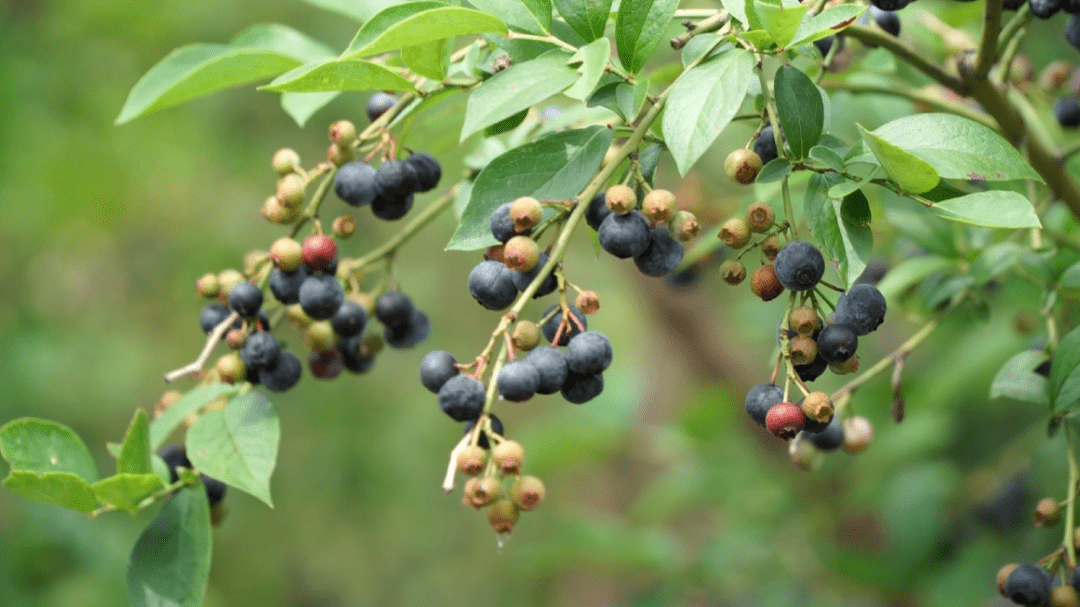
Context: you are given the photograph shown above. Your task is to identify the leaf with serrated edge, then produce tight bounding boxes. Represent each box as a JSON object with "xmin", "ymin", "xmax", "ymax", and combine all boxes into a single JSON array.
[
  {"xmin": 3, "ymin": 471, "xmax": 97, "ymax": 512},
  {"xmin": 616, "ymin": 0, "xmax": 679, "ymax": 74},
  {"xmin": 0, "ymin": 418, "xmax": 99, "ymax": 481},
  {"xmin": 554, "ymin": 0, "xmax": 613, "ymax": 41},
  {"xmin": 858, "ymin": 124, "xmax": 938, "ymax": 194},
  {"xmin": 460, "ymin": 51, "xmax": 579, "ymax": 140},
  {"xmin": 127, "ymin": 486, "xmax": 211, "ymax": 607},
  {"xmin": 927, "ymin": 191, "xmax": 1041, "ymax": 229},
  {"xmin": 345, "ymin": 4, "xmax": 507, "ymax": 58}
]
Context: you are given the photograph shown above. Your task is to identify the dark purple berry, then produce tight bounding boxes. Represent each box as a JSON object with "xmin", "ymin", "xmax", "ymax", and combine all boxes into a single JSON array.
[
  {"xmin": 807, "ymin": 417, "xmax": 844, "ymax": 450},
  {"xmin": 510, "ymin": 252, "xmax": 557, "ymax": 297},
  {"xmin": 240, "ymin": 331, "xmax": 281, "ymax": 370},
  {"xmin": 269, "ymin": 266, "xmax": 311, "ymax": 305},
  {"xmin": 333, "ymin": 161, "xmax": 378, "ymax": 207},
  {"xmin": 774, "ymin": 241, "xmax": 825, "ymax": 291},
  {"xmin": 868, "ymin": 0, "xmax": 910, "ymax": 10},
  {"xmin": 497, "ymin": 361, "xmax": 540, "ymax": 402},
  {"xmin": 1055, "ymin": 95, "xmax": 1080, "ymax": 128},
  {"xmin": 366, "ymin": 92, "xmax": 398, "ymax": 122},
  {"xmin": 1005, "ymin": 0, "xmax": 1025, "ymax": 7},
  {"xmin": 565, "ymin": 331, "xmax": 613, "ymax": 375},
  {"xmin": 330, "ymin": 300, "xmax": 368, "ymax": 338},
  {"xmin": 598, "ymin": 210, "xmax": 650, "ymax": 258},
  {"xmin": 299, "ymin": 274, "xmax": 345, "ymax": 321},
  {"xmin": 375, "ymin": 292, "xmax": 414, "ymax": 327},
  {"xmin": 468, "ymin": 260, "xmax": 519, "ymax": 311},
  {"xmin": 420, "ymin": 350, "xmax": 458, "ymax": 393},
  {"xmin": 633, "ymin": 227, "xmax": 684, "ymax": 277},
  {"xmin": 1069, "ymin": 15, "xmax": 1080, "ymax": 50},
  {"xmin": 745, "ymin": 384, "xmax": 783, "ymax": 427},
  {"xmin": 1004, "ymin": 564, "xmax": 1052, "ymax": 606},
  {"xmin": 438, "ymin": 375, "xmax": 486, "ymax": 421},
  {"xmin": 541, "ymin": 304, "xmax": 587, "ymax": 346},
  {"xmin": 834, "ymin": 284, "xmax": 887, "ymax": 335},
  {"xmin": 817, "ymin": 323, "xmax": 858, "ymax": 363},
  {"xmin": 374, "ymin": 160, "xmax": 419, "ymax": 200},
  {"xmin": 561, "ymin": 371, "xmax": 604, "ymax": 404},
  {"xmin": 159, "ymin": 445, "xmax": 191, "ymax": 483},
  {"xmin": 490, "ymin": 201, "xmax": 530, "ymax": 243},
  {"xmin": 200, "ymin": 303, "xmax": 231, "ymax": 334},
  {"xmin": 383, "ymin": 309, "xmax": 429, "ymax": 349},
  {"xmin": 1030, "ymin": 0, "xmax": 1061, "ymax": 18},
  {"xmin": 524, "ymin": 346, "xmax": 569, "ymax": 394},
  {"xmin": 228, "ymin": 282, "xmax": 263, "ymax": 317},
  {"xmin": 202, "ymin": 474, "xmax": 227, "ymax": 507},
  {"xmin": 869, "ymin": 6, "xmax": 901, "ymax": 36},
  {"xmin": 794, "ymin": 354, "xmax": 828, "ymax": 382},
  {"xmin": 258, "ymin": 349, "xmax": 302, "ymax": 391},
  {"xmin": 404, "ymin": 152, "xmax": 441, "ymax": 192},
  {"xmin": 585, "ymin": 193, "xmax": 611, "ymax": 231},
  {"xmin": 371, "ymin": 192, "xmax": 414, "ymax": 221},
  {"xmin": 754, "ymin": 124, "xmax": 779, "ymax": 165},
  {"xmin": 339, "ymin": 335, "xmax": 375, "ymax": 374}
]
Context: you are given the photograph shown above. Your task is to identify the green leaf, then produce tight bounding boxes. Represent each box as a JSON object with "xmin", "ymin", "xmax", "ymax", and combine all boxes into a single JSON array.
[
  {"xmin": 1051, "ymin": 325, "xmax": 1080, "ymax": 412},
  {"xmin": 720, "ymin": 0, "xmax": 748, "ymax": 26},
  {"xmin": 662, "ymin": 48, "xmax": 754, "ymax": 175},
  {"xmin": 991, "ymin": 350, "xmax": 1049, "ymax": 407},
  {"xmin": 91, "ymin": 474, "xmax": 165, "ymax": 513},
  {"xmin": 470, "ymin": 0, "xmax": 552, "ymax": 34},
  {"xmin": 809, "ymin": 145, "xmax": 845, "ymax": 172},
  {"xmin": 280, "ymin": 92, "xmax": 340, "ymax": 127},
  {"xmin": 127, "ymin": 486, "xmax": 212, "ymax": 607},
  {"xmin": 460, "ymin": 51, "xmax": 579, "ymax": 140},
  {"xmin": 344, "ymin": 3, "xmax": 507, "ymax": 58},
  {"xmin": 789, "ymin": 4, "xmax": 863, "ymax": 47},
  {"xmin": 755, "ymin": 158, "xmax": 792, "ymax": 183},
  {"xmin": 876, "ymin": 255, "xmax": 957, "ymax": 300},
  {"xmin": 0, "ymin": 418, "xmax": 98, "ymax": 481},
  {"xmin": 261, "ymin": 58, "xmax": 413, "ymax": 93},
  {"xmin": 118, "ymin": 409, "xmax": 152, "ymax": 475},
  {"xmin": 1061, "ymin": 260, "xmax": 1080, "ymax": 291},
  {"xmin": 805, "ymin": 174, "xmax": 874, "ymax": 287},
  {"xmin": 755, "ymin": 0, "xmax": 807, "ymax": 48},
  {"xmin": 3, "ymin": 471, "xmax": 98, "ymax": 513},
  {"xmin": 615, "ymin": 0, "xmax": 679, "ymax": 74},
  {"xmin": 116, "ymin": 24, "xmax": 335, "ymax": 124},
  {"xmin": 149, "ymin": 383, "xmax": 240, "ymax": 451},
  {"xmin": 554, "ymin": 0, "xmax": 612, "ymax": 41},
  {"xmin": 927, "ymin": 191, "xmax": 1041, "ymax": 229},
  {"xmin": 565, "ymin": 38, "xmax": 611, "ymax": 101},
  {"xmin": 858, "ymin": 124, "xmax": 939, "ymax": 194},
  {"xmin": 402, "ymin": 38, "xmax": 450, "ymax": 81},
  {"xmin": 774, "ymin": 65, "xmax": 823, "ymax": 159},
  {"xmin": 971, "ymin": 242, "xmax": 1026, "ymax": 285},
  {"xmin": 872, "ymin": 113, "xmax": 1042, "ymax": 182},
  {"xmin": 301, "ymin": 0, "xmax": 371, "ymax": 21},
  {"xmin": 448, "ymin": 126, "xmax": 612, "ymax": 250},
  {"xmin": 185, "ymin": 392, "xmax": 279, "ymax": 507}
]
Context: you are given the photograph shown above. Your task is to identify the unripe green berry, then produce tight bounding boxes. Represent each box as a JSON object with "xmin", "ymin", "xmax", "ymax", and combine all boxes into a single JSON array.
[
  {"xmin": 790, "ymin": 307, "xmax": 819, "ymax": 336},
  {"xmin": 328, "ymin": 120, "xmax": 357, "ymax": 146},
  {"xmin": 788, "ymin": 436, "xmax": 818, "ymax": 471},
  {"xmin": 668, "ymin": 211, "xmax": 700, "ymax": 242},
  {"xmin": 243, "ymin": 250, "xmax": 269, "ymax": 277},
  {"xmin": 746, "ymin": 201, "xmax": 776, "ymax": 233},
  {"xmin": 719, "ymin": 218, "xmax": 752, "ymax": 249},
  {"xmin": 332, "ymin": 215, "xmax": 356, "ymax": 239},
  {"xmin": 224, "ymin": 329, "xmax": 247, "ymax": 350},
  {"xmin": 841, "ymin": 416, "xmax": 873, "ymax": 454},
  {"xmin": 761, "ymin": 236, "xmax": 781, "ymax": 261},
  {"xmin": 272, "ymin": 148, "xmax": 301, "ymax": 176},
  {"xmin": 492, "ymin": 440, "xmax": 525, "ymax": 475},
  {"xmin": 217, "ymin": 270, "xmax": 245, "ymax": 304},
  {"xmin": 270, "ymin": 237, "xmax": 303, "ymax": 272},
  {"xmin": 277, "ymin": 173, "xmax": 306, "ymax": 209},
  {"xmin": 1034, "ymin": 497, "xmax": 1062, "ymax": 527},
  {"xmin": 511, "ymin": 321, "xmax": 541, "ymax": 351},
  {"xmin": 503, "ymin": 235, "xmax": 540, "ymax": 272},
  {"xmin": 750, "ymin": 265, "xmax": 784, "ymax": 301},
  {"xmin": 361, "ymin": 333, "xmax": 384, "ymax": 357},
  {"xmin": 828, "ymin": 354, "xmax": 860, "ymax": 375},
  {"xmin": 509, "ymin": 196, "xmax": 543, "ymax": 233},
  {"xmin": 195, "ymin": 273, "xmax": 220, "ymax": 298},
  {"xmin": 262, "ymin": 196, "xmax": 301, "ymax": 225},
  {"xmin": 720, "ymin": 260, "xmax": 746, "ymax": 285},
  {"xmin": 286, "ymin": 303, "xmax": 313, "ymax": 329},
  {"xmin": 327, "ymin": 143, "xmax": 353, "ymax": 166},
  {"xmin": 642, "ymin": 189, "xmax": 676, "ymax": 224},
  {"xmin": 605, "ymin": 184, "xmax": 637, "ymax": 215},
  {"xmin": 725, "ymin": 148, "xmax": 762, "ymax": 185},
  {"xmin": 463, "ymin": 476, "xmax": 502, "ymax": 509},
  {"xmin": 789, "ymin": 335, "xmax": 818, "ymax": 366},
  {"xmin": 510, "ymin": 475, "xmax": 546, "ymax": 511},
  {"xmin": 456, "ymin": 445, "xmax": 487, "ymax": 476},
  {"xmin": 801, "ymin": 391, "xmax": 833, "ymax": 423},
  {"xmin": 215, "ymin": 352, "xmax": 248, "ymax": 384},
  {"xmin": 486, "ymin": 499, "xmax": 520, "ymax": 533},
  {"xmin": 575, "ymin": 291, "xmax": 600, "ymax": 315},
  {"xmin": 305, "ymin": 320, "xmax": 339, "ymax": 352}
]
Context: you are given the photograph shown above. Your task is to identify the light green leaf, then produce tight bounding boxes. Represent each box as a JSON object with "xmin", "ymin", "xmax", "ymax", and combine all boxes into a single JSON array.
[
  {"xmin": 402, "ymin": 38, "xmax": 450, "ymax": 81},
  {"xmin": 116, "ymin": 24, "xmax": 334, "ymax": 124},
  {"xmin": 460, "ymin": 51, "xmax": 579, "ymax": 140},
  {"xmin": 91, "ymin": 474, "xmax": 165, "ymax": 513},
  {"xmin": 260, "ymin": 58, "xmax": 413, "ymax": 93},
  {"xmin": 280, "ymin": 92, "xmax": 340, "ymax": 127},
  {"xmin": 789, "ymin": 3, "xmax": 864, "ymax": 47},
  {"xmin": 876, "ymin": 255, "xmax": 956, "ymax": 300},
  {"xmin": 448, "ymin": 126, "xmax": 612, "ymax": 250},
  {"xmin": 554, "ymin": 0, "xmax": 612, "ymax": 41},
  {"xmin": 755, "ymin": 0, "xmax": 807, "ymax": 48},
  {"xmin": 345, "ymin": 3, "xmax": 507, "ymax": 58},
  {"xmin": 470, "ymin": 0, "xmax": 552, "ymax": 34},
  {"xmin": 756, "ymin": 158, "xmax": 792, "ymax": 183},
  {"xmin": 185, "ymin": 392, "xmax": 279, "ymax": 507},
  {"xmin": 615, "ymin": 0, "xmax": 679, "ymax": 74},
  {"xmin": 0, "ymin": 418, "xmax": 98, "ymax": 481},
  {"xmin": 720, "ymin": 0, "xmax": 748, "ymax": 26},
  {"xmin": 301, "ymin": 0, "xmax": 374, "ymax": 21},
  {"xmin": 149, "ymin": 383, "xmax": 240, "ymax": 451},
  {"xmin": 927, "ymin": 191, "xmax": 1041, "ymax": 229},
  {"xmin": 1061, "ymin": 260, "xmax": 1080, "ymax": 291},
  {"xmin": 3, "ymin": 471, "xmax": 97, "ymax": 512},
  {"xmin": 774, "ymin": 65, "xmax": 823, "ymax": 159},
  {"xmin": 991, "ymin": 350, "xmax": 1049, "ymax": 407},
  {"xmin": 662, "ymin": 48, "xmax": 754, "ymax": 175},
  {"xmin": 809, "ymin": 145, "xmax": 845, "ymax": 172},
  {"xmin": 127, "ymin": 486, "xmax": 212, "ymax": 607},
  {"xmin": 1051, "ymin": 325, "xmax": 1080, "ymax": 412},
  {"xmin": 118, "ymin": 409, "xmax": 152, "ymax": 475},
  {"xmin": 565, "ymin": 38, "xmax": 611, "ymax": 100},
  {"xmin": 805, "ymin": 174, "xmax": 873, "ymax": 287},
  {"xmin": 858, "ymin": 124, "xmax": 939, "ymax": 194},
  {"xmin": 971, "ymin": 242, "xmax": 1026, "ymax": 285}
]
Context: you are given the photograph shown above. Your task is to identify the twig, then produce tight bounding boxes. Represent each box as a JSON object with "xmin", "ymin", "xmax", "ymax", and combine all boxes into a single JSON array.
[{"xmin": 164, "ymin": 311, "xmax": 240, "ymax": 382}]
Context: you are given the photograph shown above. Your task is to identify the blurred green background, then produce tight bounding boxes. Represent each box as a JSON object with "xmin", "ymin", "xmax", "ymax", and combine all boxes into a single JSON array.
[{"xmin": 0, "ymin": 1, "xmax": 1074, "ymax": 606}]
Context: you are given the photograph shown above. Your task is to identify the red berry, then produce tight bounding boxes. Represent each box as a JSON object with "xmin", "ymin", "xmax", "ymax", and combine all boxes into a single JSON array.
[
  {"xmin": 302, "ymin": 234, "xmax": 337, "ymax": 272},
  {"xmin": 765, "ymin": 402, "xmax": 805, "ymax": 440}
]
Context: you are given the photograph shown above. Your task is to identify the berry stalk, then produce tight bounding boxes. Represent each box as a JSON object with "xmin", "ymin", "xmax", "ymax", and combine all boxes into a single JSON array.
[{"xmin": 830, "ymin": 320, "xmax": 938, "ymax": 405}]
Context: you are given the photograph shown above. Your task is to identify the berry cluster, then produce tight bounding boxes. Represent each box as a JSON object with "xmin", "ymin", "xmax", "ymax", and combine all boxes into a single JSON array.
[
  {"xmin": 332, "ymin": 150, "xmax": 440, "ymax": 221},
  {"xmin": 588, "ymin": 185, "xmax": 696, "ymax": 277}
]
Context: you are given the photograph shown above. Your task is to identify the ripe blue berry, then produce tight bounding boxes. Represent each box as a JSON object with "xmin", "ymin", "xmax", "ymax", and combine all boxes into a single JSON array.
[
  {"xmin": 1030, "ymin": 0, "xmax": 1061, "ymax": 18},
  {"xmin": 258, "ymin": 349, "xmax": 301, "ymax": 391},
  {"xmin": 376, "ymin": 292, "xmax": 414, "ymax": 327},
  {"xmin": 834, "ymin": 284, "xmax": 887, "ymax": 335},
  {"xmin": 1004, "ymin": 564, "xmax": 1052, "ymax": 606},
  {"xmin": 491, "ymin": 201, "xmax": 530, "ymax": 243},
  {"xmin": 371, "ymin": 192, "xmax": 414, "ymax": 221},
  {"xmin": 633, "ymin": 227, "xmax": 684, "ymax": 277},
  {"xmin": 241, "ymin": 331, "xmax": 281, "ymax": 370},
  {"xmin": 561, "ymin": 371, "xmax": 604, "ymax": 404},
  {"xmin": 465, "ymin": 414, "xmax": 504, "ymax": 449},
  {"xmin": 869, "ymin": 6, "xmax": 901, "ymax": 36},
  {"xmin": 331, "ymin": 300, "xmax": 368, "ymax": 338},
  {"xmin": 333, "ymin": 161, "xmax": 378, "ymax": 207},
  {"xmin": 541, "ymin": 304, "xmax": 587, "ymax": 346},
  {"xmin": 817, "ymin": 323, "xmax": 858, "ymax": 363},
  {"xmin": 420, "ymin": 350, "xmax": 458, "ymax": 393},
  {"xmin": 339, "ymin": 335, "xmax": 375, "ymax": 374},
  {"xmin": 807, "ymin": 417, "xmax": 845, "ymax": 450},
  {"xmin": 439, "ymin": 375, "xmax": 486, "ymax": 421},
  {"xmin": 497, "ymin": 361, "xmax": 540, "ymax": 402},
  {"xmin": 813, "ymin": 36, "xmax": 843, "ymax": 58},
  {"xmin": 1055, "ymin": 95, "xmax": 1080, "ymax": 128},
  {"xmin": 1069, "ymin": 15, "xmax": 1080, "ymax": 51},
  {"xmin": 511, "ymin": 252, "xmax": 557, "ymax": 297},
  {"xmin": 868, "ymin": 0, "xmax": 910, "ymax": 10},
  {"xmin": 774, "ymin": 241, "xmax": 825, "ymax": 291},
  {"xmin": 524, "ymin": 346, "xmax": 569, "ymax": 394},
  {"xmin": 468, "ymin": 260, "xmax": 519, "ymax": 310},
  {"xmin": 269, "ymin": 266, "xmax": 311, "ymax": 305},
  {"xmin": 753, "ymin": 125, "xmax": 779, "ymax": 165},
  {"xmin": 159, "ymin": 445, "xmax": 191, "ymax": 482},
  {"xmin": 585, "ymin": 192, "xmax": 611, "ymax": 231},
  {"xmin": 202, "ymin": 474, "xmax": 227, "ymax": 507},
  {"xmin": 200, "ymin": 303, "xmax": 231, "ymax": 334},
  {"xmin": 228, "ymin": 282, "xmax": 263, "ymax": 317},
  {"xmin": 598, "ymin": 210, "xmax": 651, "ymax": 258},
  {"xmin": 745, "ymin": 384, "xmax": 784, "ymax": 427},
  {"xmin": 366, "ymin": 92, "xmax": 398, "ymax": 122},
  {"xmin": 374, "ymin": 160, "xmax": 419, "ymax": 200},
  {"xmin": 1004, "ymin": 0, "xmax": 1025, "ymax": 7},
  {"xmin": 795, "ymin": 354, "xmax": 828, "ymax": 382},
  {"xmin": 405, "ymin": 152, "xmax": 441, "ymax": 192},
  {"xmin": 299, "ymin": 274, "xmax": 345, "ymax": 321},
  {"xmin": 565, "ymin": 331, "xmax": 613, "ymax": 375},
  {"xmin": 384, "ymin": 309, "xmax": 429, "ymax": 349}
]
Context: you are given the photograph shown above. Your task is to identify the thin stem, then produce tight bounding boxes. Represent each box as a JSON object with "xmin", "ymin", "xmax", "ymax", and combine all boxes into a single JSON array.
[
  {"xmin": 973, "ymin": 0, "xmax": 1003, "ymax": 80},
  {"xmin": 1065, "ymin": 427, "xmax": 1079, "ymax": 567},
  {"xmin": 289, "ymin": 167, "xmax": 338, "ymax": 238},
  {"xmin": 841, "ymin": 24, "xmax": 966, "ymax": 94},
  {"xmin": 997, "ymin": 3, "xmax": 1032, "ymax": 48},
  {"xmin": 831, "ymin": 321, "xmax": 938, "ymax": 401},
  {"xmin": 164, "ymin": 311, "xmax": 240, "ymax": 382},
  {"xmin": 673, "ymin": 8, "xmax": 718, "ymax": 18},
  {"xmin": 506, "ymin": 31, "xmax": 577, "ymax": 52},
  {"xmin": 344, "ymin": 187, "xmax": 457, "ymax": 273},
  {"xmin": 670, "ymin": 10, "xmax": 729, "ymax": 49},
  {"xmin": 90, "ymin": 477, "xmax": 193, "ymax": 517},
  {"xmin": 757, "ymin": 60, "xmax": 798, "ymax": 239}
]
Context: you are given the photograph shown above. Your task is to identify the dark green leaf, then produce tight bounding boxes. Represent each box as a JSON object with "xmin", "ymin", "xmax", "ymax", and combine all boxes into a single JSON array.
[
  {"xmin": 460, "ymin": 51, "xmax": 578, "ymax": 140},
  {"xmin": 185, "ymin": 392, "xmax": 279, "ymax": 506},
  {"xmin": 1061, "ymin": 260, "xmax": 1080, "ymax": 291},
  {"xmin": 448, "ymin": 126, "xmax": 612, "ymax": 250},
  {"xmin": 809, "ymin": 146, "xmax": 845, "ymax": 172},
  {"xmin": 91, "ymin": 474, "xmax": 165, "ymax": 513},
  {"xmin": 754, "ymin": 0, "xmax": 807, "ymax": 48},
  {"xmin": 470, "ymin": 0, "xmax": 552, "ymax": 34},
  {"xmin": 774, "ymin": 65, "xmax": 823, "ymax": 159},
  {"xmin": 638, "ymin": 143, "xmax": 663, "ymax": 185},
  {"xmin": 261, "ymin": 59, "xmax": 413, "ymax": 93},
  {"xmin": 280, "ymin": 92, "xmax": 340, "ymax": 127},
  {"xmin": 615, "ymin": 0, "xmax": 679, "ymax": 74},
  {"xmin": 483, "ymin": 108, "xmax": 529, "ymax": 137},
  {"xmin": 804, "ymin": 174, "xmax": 873, "ymax": 287},
  {"xmin": 858, "ymin": 124, "xmax": 939, "ymax": 194},
  {"xmin": 661, "ymin": 48, "xmax": 754, "ymax": 174},
  {"xmin": 149, "ymin": 383, "xmax": 240, "ymax": 451},
  {"xmin": 565, "ymin": 38, "xmax": 611, "ymax": 101},
  {"xmin": 1051, "ymin": 325, "xmax": 1080, "ymax": 412},
  {"xmin": 756, "ymin": 158, "xmax": 792, "ymax": 183},
  {"xmin": 116, "ymin": 24, "xmax": 334, "ymax": 124},
  {"xmin": 345, "ymin": 3, "xmax": 507, "ymax": 58},
  {"xmin": 3, "ymin": 471, "xmax": 98, "ymax": 513},
  {"xmin": 586, "ymin": 79, "xmax": 629, "ymax": 119},
  {"xmin": 0, "ymin": 418, "xmax": 98, "ymax": 481},
  {"xmin": 928, "ymin": 191, "xmax": 1041, "ymax": 229},
  {"xmin": 127, "ymin": 486, "xmax": 212, "ymax": 607},
  {"xmin": 118, "ymin": 409, "xmax": 152, "ymax": 475},
  {"xmin": 991, "ymin": 350, "xmax": 1049, "ymax": 407},
  {"xmin": 554, "ymin": 0, "xmax": 612, "ymax": 41},
  {"xmin": 402, "ymin": 38, "xmax": 450, "ymax": 80}
]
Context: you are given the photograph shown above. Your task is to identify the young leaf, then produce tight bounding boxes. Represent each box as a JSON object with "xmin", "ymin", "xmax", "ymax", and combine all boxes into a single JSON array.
[
  {"xmin": 470, "ymin": 0, "xmax": 552, "ymax": 35},
  {"xmin": 401, "ymin": 38, "xmax": 451, "ymax": 81},
  {"xmin": 554, "ymin": 0, "xmax": 613, "ymax": 42},
  {"xmin": 0, "ymin": 418, "xmax": 99, "ymax": 481},
  {"xmin": 185, "ymin": 392, "xmax": 279, "ymax": 507},
  {"xmin": 3, "ymin": 471, "xmax": 98, "ymax": 513},
  {"xmin": 565, "ymin": 38, "xmax": 611, "ymax": 100},
  {"xmin": 615, "ymin": 0, "xmax": 679, "ymax": 74},
  {"xmin": 774, "ymin": 65, "xmax": 823, "ymax": 159},
  {"xmin": 1051, "ymin": 325, "xmax": 1080, "ymax": 412},
  {"xmin": 149, "ymin": 383, "xmax": 240, "ymax": 451},
  {"xmin": 460, "ymin": 51, "xmax": 579, "ymax": 140},
  {"xmin": 260, "ymin": 59, "xmax": 413, "ymax": 93},
  {"xmin": 662, "ymin": 48, "xmax": 754, "ymax": 175},
  {"xmin": 127, "ymin": 486, "xmax": 212, "ymax": 607},
  {"xmin": 344, "ymin": 3, "xmax": 507, "ymax": 58},
  {"xmin": 754, "ymin": 0, "xmax": 807, "ymax": 48},
  {"xmin": 116, "ymin": 24, "xmax": 335, "ymax": 125},
  {"xmin": 91, "ymin": 474, "xmax": 165, "ymax": 513},
  {"xmin": 858, "ymin": 125, "xmax": 939, "ymax": 194},
  {"xmin": 118, "ymin": 409, "xmax": 152, "ymax": 475},
  {"xmin": 927, "ymin": 191, "xmax": 1041, "ymax": 229},
  {"xmin": 448, "ymin": 126, "xmax": 612, "ymax": 250},
  {"xmin": 280, "ymin": 92, "xmax": 341, "ymax": 127}
]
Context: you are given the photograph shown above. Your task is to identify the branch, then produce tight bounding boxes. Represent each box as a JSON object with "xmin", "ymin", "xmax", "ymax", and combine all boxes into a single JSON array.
[
  {"xmin": 820, "ymin": 81, "xmax": 999, "ymax": 130},
  {"xmin": 840, "ymin": 24, "xmax": 966, "ymax": 94},
  {"xmin": 671, "ymin": 10, "xmax": 729, "ymax": 49},
  {"xmin": 974, "ymin": 0, "xmax": 1004, "ymax": 80},
  {"xmin": 164, "ymin": 311, "xmax": 240, "ymax": 382}
]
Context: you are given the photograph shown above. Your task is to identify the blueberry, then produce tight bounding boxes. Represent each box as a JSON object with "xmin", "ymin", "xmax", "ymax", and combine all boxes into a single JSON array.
[
  {"xmin": 465, "ymin": 414, "xmax": 504, "ymax": 449},
  {"xmin": 633, "ymin": 227, "xmax": 685, "ymax": 277},
  {"xmin": 1072, "ymin": 562, "xmax": 1080, "ymax": 591},
  {"xmin": 491, "ymin": 201, "xmax": 529, "ymax": 243},
  {"xmin": 497, "ymin": 360, "xmax": 540, "ymax": 402},
  {"xmin": 366, "ymin": 92, "xmax": 398, "ymax": 122},
  {"xmin": 813, "ymin": 36, "xmax": 844, "ymax": 58},
  {"xmin": 468, "ymin": 260, "xmax": 519, "ymax": 310},
  {"xmin": 869, "ymin": 6, "xmax": 901, "ymax": 36},
  {"xmin": 384, "ymin": 309, "xmax": 430, "ymax": 349},
  {"xmin": 202, "ymin": 474, "xmax": 227, "ymax": 507},
  {"xmin": 1030, "ymin": 0, "xmax": 1061, "ymax": 18},
  {"xmin": 1004, "ymin": 564, "xmax": 1052, "ymax": 606},
  {"xmin": 404, "ymin": 152, "xmax": 441, "ymax": 192},
  {"xmin": 420, "ymin": 350, "xmax": 458, "ymax": 394},
  {"xmin": 745, "ymin": 384, "xmax": 783, "ymax": 427},
  {"xmin": 438, "ymin": 375, "xmax": 486, "ymax": 421},
  {"xmin": 241, "ymin": 331, "xmax": 281, "ymax": 370},
  {"xmin": 333, "ymin": 161, "xmax": 378, "ymax": 207},
  {"xmin": 511, "ymin": 252, "xmax": 557, "ymax": 297},
  {"xmin": 807, "ymin": 417, "xmax": 844, "ymax": 450},
  {"xmin": 585, "ymin": 193, "xmax": 611, "ymax": 231},
  {"xmin": 834, "ymin": 284, "xmax": 887, "ymax": 335},
  {"xmin": 1005, "ymin": 0, "xmax": 1025, "ymax": 7},
  {"xmin": 1035, "ymin": 357, "xmax": 1052, "ymax": 377},
  {"xmin": 565, "ymin": 331, "xmax": 613, "ymax": 375},
  {"xmin": 774, "ymin": 241, "xmax": 825, "ymax": 291},
  {"xmin": 374, "ymin": 160, "xmax": 420, "ymax": 201},
  {"xmin": 524, "ymin": 346, "xmax": 569, "ymax": 394},
  {"xmin": 339, "ymin": 335, "xmax": 375, "ymax": 374},
  {"xmin": 794, "ymin": 354, "xmax": 829, "ymax": 382},
  {"xmin": 371, "ymin": 192, "xmax": 414, "ymax": 221},
  {"xmin": 200, "ymin": 303, "xmax": 231, "ymax": 334},
  {"xmin": 228, "ymin": 282, "xmax": 264, "ymax": 317},
  {"xmin": 1055, "ymin": 95, "xmax": 1080, "ymax": 128},
  {"xmin": 375, "ymin": 292, "xmax": 414, "ymax": 327},
  {"xmin": 561, "ymin": 371, "xmax": 604, "ymax": 404},
  {"xmin": 1070, "ymin": 15, "xmax": 1080, "ymax": 50},
  {"xmin": 331, "ymin": 300, "xmax": 368, "ymax": 338},
  {"xmin": 541, "ymin": 304, "xmax": 587, "ymax": 346},
  {"xmin": 299, "ymin": 274, "xmax": 345, "ymax": 321},
  {"xmin": 159, "ymin": 445, "xmax": 192, "ymax": 483},
  {"xmin": 802, "ymin": 414, "xmax": 831, "ymax": 434},
  {"xmin": 753, "ymin": 125, "xmax": 779, "ymax": 165},
  {"xmin": 598, "ymin": 210, "xmax": 651, "ymax": 258},
  {"xmin": 817, "ymin": 323, "xmax": 858, "ymax": 363},
  {"xmin": 269, "ymin": 265, "xmax": 311, "ymax": 305},
  {"xmin": 868, "ymin": 0, "xmax": 909, "ymax": 10},
  {"xmin": 258, "ymin": 349, "xmax": 302, "ymax": 391}
]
